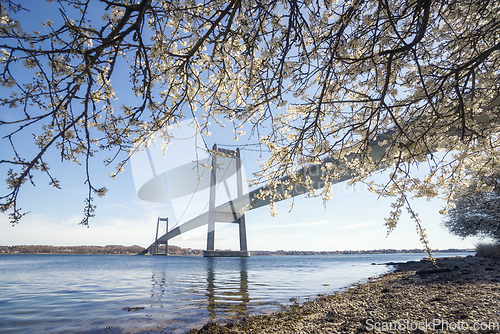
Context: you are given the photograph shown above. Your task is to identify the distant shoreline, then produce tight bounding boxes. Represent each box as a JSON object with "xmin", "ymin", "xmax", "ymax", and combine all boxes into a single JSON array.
[
  {"xmin": 248, "ymin": 249, "xmax": 473, "ymax": 256},
  {"xmin": 0, "ymin": 244, "xmax": 474, "ymax": 255},
  {"xmin": 0, "ymin": 245, "xmax": 145, "ymax": 255}
]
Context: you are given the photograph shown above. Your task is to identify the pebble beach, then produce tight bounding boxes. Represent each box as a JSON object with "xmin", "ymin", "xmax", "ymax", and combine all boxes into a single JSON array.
[{"xmin": 188, "ymin": 256, "xmax": 500, "ymax": 333}]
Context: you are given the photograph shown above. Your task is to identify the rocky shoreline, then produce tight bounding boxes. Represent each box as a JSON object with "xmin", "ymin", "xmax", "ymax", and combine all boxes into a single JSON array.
[{"xmin": 188, "ymin": 256, "xmax": 500, "ymax": 333}]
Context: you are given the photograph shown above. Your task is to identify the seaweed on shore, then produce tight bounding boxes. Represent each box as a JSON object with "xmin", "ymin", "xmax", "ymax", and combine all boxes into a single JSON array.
[{"xmin": 122, "ymin": 306, "xmax": 145, "ymax": 312}]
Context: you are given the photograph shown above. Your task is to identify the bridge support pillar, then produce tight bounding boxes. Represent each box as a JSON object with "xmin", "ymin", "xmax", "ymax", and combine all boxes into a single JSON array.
[
  {"xmin": 236, "ymin": 148, "xmax": 248, "ymax": 252},
  {"xmin": 204, "ymin": 145, "xmax": 250, "ymax": 257},
  {"xmin": 206, "ymin": 144, "xmax": 217, "ymax": 252},
  {"xmin": 153, "ymin": 217, "xmax": 169, "ymax": 255}
]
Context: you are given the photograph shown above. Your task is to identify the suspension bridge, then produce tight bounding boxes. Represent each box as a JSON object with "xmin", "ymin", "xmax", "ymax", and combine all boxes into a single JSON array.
[
  {"xmin": 135, "ymin": 129, "xmax": 393, "ymax": 256},
  {"xmin": 133, "ymin": 100, "xmax": 497, "ymax": 257}
]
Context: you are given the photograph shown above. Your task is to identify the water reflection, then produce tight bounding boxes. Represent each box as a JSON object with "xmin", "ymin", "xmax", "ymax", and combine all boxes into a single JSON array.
[
  {"xmin": 150, "ymin": 271, "xmax": 168, "ymax": 308},
  {"xmin": 149, "ymin": 257, "xmax": 251, "ymax": 320},
  {"xmin": 205, "ymin": 258, "xmax": 250, "ymax": 319}
]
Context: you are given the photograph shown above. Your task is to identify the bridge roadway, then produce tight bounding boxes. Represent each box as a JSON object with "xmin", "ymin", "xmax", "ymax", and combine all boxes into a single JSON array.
[{"xmin": 142, "ymin": 104, "xmax": 497, "ymax": 254}]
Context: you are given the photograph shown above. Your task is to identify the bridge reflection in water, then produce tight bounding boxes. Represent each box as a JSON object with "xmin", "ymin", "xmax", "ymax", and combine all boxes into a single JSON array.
[
  {"xmin": 149, "ymin": 258, "xmax": 253, "ymax": 321},
  {"xmin": 205, "ymin": 258, "xmax": 250, "ymax": 318}
]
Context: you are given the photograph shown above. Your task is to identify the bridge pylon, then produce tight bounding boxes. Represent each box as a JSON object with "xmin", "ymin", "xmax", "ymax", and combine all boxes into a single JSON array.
[
  {"xmin": 204, "ymin": 144, "xmax": 250, "ymax": 257},
  {"xmin": 152, "ymin": 217, "xmax": 169, "ymax": 255}
]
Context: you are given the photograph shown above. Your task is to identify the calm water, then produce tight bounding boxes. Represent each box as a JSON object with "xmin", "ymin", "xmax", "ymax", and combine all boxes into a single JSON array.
[{"xmin": 0, "ymin": 253, "xmax": 472, "ymax": 334}]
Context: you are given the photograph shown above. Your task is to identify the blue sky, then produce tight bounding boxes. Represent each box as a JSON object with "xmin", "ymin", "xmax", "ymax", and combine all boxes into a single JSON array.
[{"xmin": 0, "ymin": 1, "xmax": 485, "ymax": 251}]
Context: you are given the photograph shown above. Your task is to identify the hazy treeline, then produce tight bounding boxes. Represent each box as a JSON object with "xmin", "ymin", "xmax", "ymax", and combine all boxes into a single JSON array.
[
  {"xmin": 250, "ymin": 249, "xmax": 471, "ymax": 256},
  {"xmin": 0, "ymin": 245, "xmax": 145, "ymax": 254},
  {"xmin": 154, "ymin": 245, "xmax": 203, "ymax": 256}
]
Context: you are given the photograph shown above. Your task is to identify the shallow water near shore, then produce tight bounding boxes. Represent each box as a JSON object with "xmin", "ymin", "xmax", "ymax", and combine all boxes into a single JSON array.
[{"xmin": 0, "ymin": 252, "xmax": 472, "ymax": 333}]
